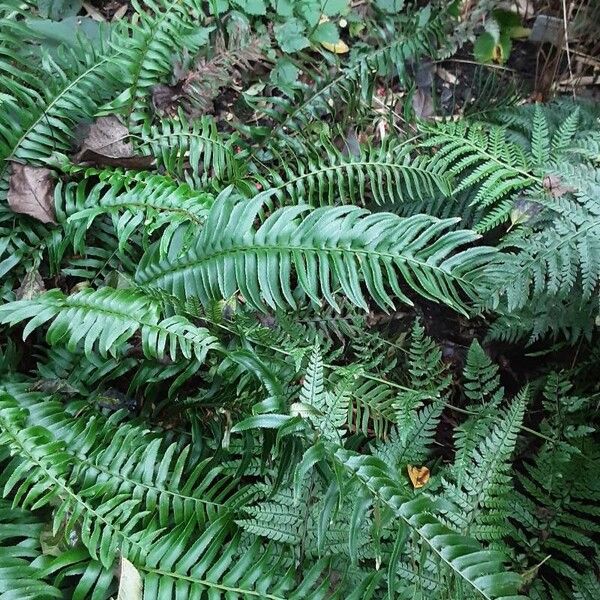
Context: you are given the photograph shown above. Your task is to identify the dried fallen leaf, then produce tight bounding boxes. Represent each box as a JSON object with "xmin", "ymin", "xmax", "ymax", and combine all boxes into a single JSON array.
[
  {"xmin": 73, "ymin": 116, "xmax": 154, "ymax": 169},
  {"xmin": 74, "ymin": 116, "xmax": 133, "ymax": 161},
  {"xmin": 8, "ymin": 164, "xmax": 56, "ymax": 224},
  {"xmin": 112, "ymin": 4, "xmax": 128, "ymax": 21},
  {"xmin": 407, "ymin": 465, "xmax": 430, "ymax": 488},
  {"xmin": 543, "ymin": 174, "xmax": 576, "ymax": 198},
  {"xmin": 117, "ymin": 556, "xmax": 142, "ymax": 600},
  {"xmin": 82, "ymin": 1, "xmax": 106, "ymax": 22},
  {"xmin": 16, "ymin": 269, "xmax": 45, "ymax": 300},
  {"xmin": 412, "ymin": 88, "xmax": 434, "ymax": 119},
  {"xmin": 321, "ymin": 39, "xmax": 350, "ymax": 54},
  {"xmin": 436, "ymin": 66, "xmax": 458, "ymax": 85}
]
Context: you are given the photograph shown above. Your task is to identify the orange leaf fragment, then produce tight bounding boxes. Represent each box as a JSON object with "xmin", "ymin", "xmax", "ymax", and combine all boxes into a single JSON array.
[{"xmin": 407, "ymin": 465, "xmax": 430, "ymax": 488}]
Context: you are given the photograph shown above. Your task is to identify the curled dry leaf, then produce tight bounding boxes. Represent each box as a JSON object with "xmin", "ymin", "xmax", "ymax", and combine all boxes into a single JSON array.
[
  {"xmin": 74, "ymin": 116, "xmax": 154, "ymax": 169},
  {"xmin": 8, "ymin": 163, "xmax": 56, "ymax": 224}
]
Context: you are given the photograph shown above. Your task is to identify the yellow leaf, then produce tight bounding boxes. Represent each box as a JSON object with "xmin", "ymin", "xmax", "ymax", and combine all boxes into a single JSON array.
[
  {"xmin": 322, "ymin": 40, "xmax": 350, "ymax": 54},
  {"xmin": 407, "ymin": 465, "xmax": 430, "ymax": 488}
]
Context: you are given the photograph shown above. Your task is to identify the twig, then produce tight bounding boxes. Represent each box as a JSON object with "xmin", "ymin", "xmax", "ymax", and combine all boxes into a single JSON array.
[{"xmin": 561, "ymin": 0, "xmax": 576, "ymax": 99}]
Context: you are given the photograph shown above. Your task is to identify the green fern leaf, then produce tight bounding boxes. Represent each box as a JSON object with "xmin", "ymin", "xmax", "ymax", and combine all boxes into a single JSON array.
[{"xmin": 135, "ymin": 188, "xmax": 499, "ymax": 314}]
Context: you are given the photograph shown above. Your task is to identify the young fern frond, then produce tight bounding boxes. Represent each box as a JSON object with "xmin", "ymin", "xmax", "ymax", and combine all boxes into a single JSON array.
[
  {"xmin": 138, "ymin": 115, "xmax": 241, "ymax": 185},
  {"xmin": 135, "ymin": 188, "xmax": 499, "ymax": 314},
  {"xmin": 58, "ymin": 171, "xmax": 213, "ymax": 257}
]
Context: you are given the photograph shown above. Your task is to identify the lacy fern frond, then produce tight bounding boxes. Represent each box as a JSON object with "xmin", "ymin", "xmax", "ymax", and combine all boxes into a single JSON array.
[{"xmin": 443, "ymin": 391, "xmax": 526, "ymax": 542}]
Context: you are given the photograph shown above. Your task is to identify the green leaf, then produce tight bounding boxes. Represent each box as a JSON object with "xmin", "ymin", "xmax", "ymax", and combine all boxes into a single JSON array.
[
  {"xmin": 323, "ymin": 0, "xmax": 349, "ymax": 16},
  {"xmin": 271, "ymin": 0, "xmax": 293, "ymax": 16},
  {"xmin": 37, "ymin": 0, "xmax": 82, "ymax": 20},
  {"xmin": 231, "ymin": 414, "xmax": 294, "ymax": 432},
  {"xmin": 312, "ymin": 21, "xmax": 340, "ymax": 44},
  {"xmin": 233, "ymin": 0, "xmax": 267, "ymax": 15},
  {"xmin": 274, "ymin": 18, "xmax": 310, "ymax": 53},
  {"xmin": 375, "ymin": 0, "xmax": 405, "ymax": 13},
  {"xmin": 270, "ymin": 57, "xmax": 300, "ymax": 89},
  {"xmin": 474, "ymin": 32, "xmax": 497, "ymax": 63}
]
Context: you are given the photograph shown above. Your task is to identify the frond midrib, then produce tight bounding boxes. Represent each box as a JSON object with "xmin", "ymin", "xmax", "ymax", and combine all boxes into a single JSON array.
[
  {"xmin": 139, "ymin": 565, "xmax": 287, "ymax": 600},
  {"xmin": 139, "ymin": 243, "xmax": 477, "ymax": 289}
]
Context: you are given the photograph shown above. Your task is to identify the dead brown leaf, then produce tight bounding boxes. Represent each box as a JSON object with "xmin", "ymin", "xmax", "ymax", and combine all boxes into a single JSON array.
[
  {"xmin": 543, "ymin": 174, "xmax": 576, "ymax": 198},
  {"xmin": 16, "ymin": 269, "xmax": 46, "ymax": 300},
  {"xmin": 412, "ymin": 88, "xmax": 434, "ymax": 120},
  {"xmin": 74, "ymin": 116, "xmax": 133, "ymax": 161},
  {"xmin": 8, "ymin": 164, "xmax": 56, "ymax": 224},
  {"xmin": 112, "ymin": 4, "xmax": 128, "ymax": 21},
  {"xmin": 73, "ymin": 116, "xmax": 155, "ymax": 169}
]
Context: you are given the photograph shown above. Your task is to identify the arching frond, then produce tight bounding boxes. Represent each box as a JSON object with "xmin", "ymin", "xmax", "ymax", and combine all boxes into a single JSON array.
[
  {"xmin": 138, "ymin": 115, "xmax": 241, "ymax": 185},
  {"xmin": 0, "ymin": 21, "xmax": 125, "ymax": 188},
  {"xmin": 135, "ymin": 188, "xmax": 499, "ymax": 314}
]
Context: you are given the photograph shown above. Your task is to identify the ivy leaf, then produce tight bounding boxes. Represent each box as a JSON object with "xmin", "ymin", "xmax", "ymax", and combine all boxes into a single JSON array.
[
  {"xmin": 233, "ymin": 0, "xmax": 267, "ymax": 15},
  {"xmin": 274, "ymin": 19, "xmax": 310, "ymax": 53},
  {"xmin": 270, "ymin": 58, "xmax": 300, "ymax": 96},
  {"xmin": 297, "ymin": 0, "xmax": 322, "ymax": 27},
  {"xmin": 7, "ymin": 164, "xmax": 56, "ymax": 224}
]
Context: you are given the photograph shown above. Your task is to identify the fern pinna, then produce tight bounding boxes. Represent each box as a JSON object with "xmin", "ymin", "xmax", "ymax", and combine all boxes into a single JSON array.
[{"xmin": 0, "ymin": 1, "xmax": 599, "ymax": 599}]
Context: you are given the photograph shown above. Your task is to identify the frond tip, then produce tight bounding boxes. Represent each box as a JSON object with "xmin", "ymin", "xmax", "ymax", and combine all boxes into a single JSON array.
[{"xmin": 135, "ymin": 188, "xmax": 499, "ymax": 314}]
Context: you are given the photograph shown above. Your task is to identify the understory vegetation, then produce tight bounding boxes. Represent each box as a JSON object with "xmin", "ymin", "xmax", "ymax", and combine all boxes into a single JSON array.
[{"xmin": 0, "ymin": 0, "xmax": 599, "ymax": 598}]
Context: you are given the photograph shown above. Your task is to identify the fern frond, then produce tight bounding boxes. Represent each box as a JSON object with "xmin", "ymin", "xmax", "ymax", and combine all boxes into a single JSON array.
[
  {"xmin": 336, "ymin": 449, "xmax": 526, "ymax": 600},
  {"xmin": 0, "ymin": 500, "xmax": 63, "ymax": 599},
  {"xmin": 0, "ymin": 287, "xmax": 221, "ymax": 361},
  {"xmin": 135, "ymin": 188, "xmax": 499, "ymax": 314},
  {"xmin": 444, "ymin": 391, "xmax": 526, "ymax": 542},
  {"xmin": 0, "ymin": 22, "xmax": 125, "ymax": 185},
  {"xmin": 0, "ymin": 394, "xmax": 161, "ymax": 569},
  {"xmin": 58, "ymin": 170, "xmax": 213, "ymax": 257},
  {"xmin": 114, "ymin": 0, "xmax": 201, "ymax": 129},
  {"xmin": 138, "ymin": 115, "xmax": 241, "ymax": 185},
  {"xmin": 260, "ymin": 135, "xmax": 449, "ymax": 207},
  {"xmin": 264, "ymin": 8, "xmax": 446, "ymax": 137},
  {"xmin": 420, "ymin": 120, "xmax": 541, "ymax": 230}
]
